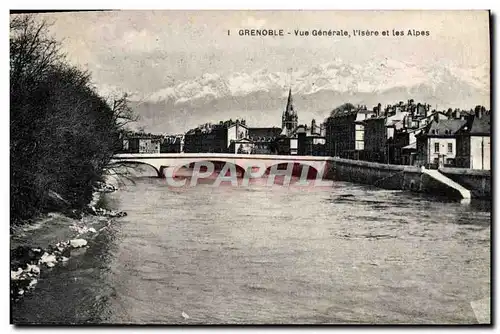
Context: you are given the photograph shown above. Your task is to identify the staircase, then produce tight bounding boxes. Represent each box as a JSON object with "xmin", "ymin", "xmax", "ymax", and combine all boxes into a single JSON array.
[{"xmin": 422, "ymin": 168, "xmax": 471, "ymax": 201}]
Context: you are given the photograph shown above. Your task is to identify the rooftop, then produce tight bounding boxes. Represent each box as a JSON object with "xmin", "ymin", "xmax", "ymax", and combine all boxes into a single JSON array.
[
  {"xmin": 123, "ymin": 132, "xmax": 164, "ymax": 140},
  {"xmin": 186, "ymin": 118, "xmax": 248, "ymax": 134},
  {"xmin": 402, "ymin": 142, "xmax": 416, "ymax": 150},
  {"xmin": 248, "ymin": 127, "xmax": 282, "ymax": 140},
  {"xmin": 427, "ymin": 119, "xmax": 467, "ymax": 136},
  {"xmin": 470, "ymin": 114, "xmax": 491, "ymax": 135}
]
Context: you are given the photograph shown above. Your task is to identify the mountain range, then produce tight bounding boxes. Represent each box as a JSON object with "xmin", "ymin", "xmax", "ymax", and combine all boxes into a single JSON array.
[{"xmin": 98, "ymin": 59, "xmax": 490, "ymax": 134}]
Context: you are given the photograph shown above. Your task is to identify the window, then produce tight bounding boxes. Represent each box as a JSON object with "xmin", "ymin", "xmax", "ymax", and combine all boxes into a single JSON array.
[
  {"xmin": 434, "ymin": 142, "xmax": 440, "ymax": 153},
  {"xmin": 448, "ymin": 143, "xmax": 453, "ymax": 153}
]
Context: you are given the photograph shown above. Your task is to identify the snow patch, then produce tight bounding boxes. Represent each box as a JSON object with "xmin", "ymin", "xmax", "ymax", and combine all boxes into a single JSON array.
[
  {"xmin": 40, "ymin": 252, "xmax": 57, "ymax": 267},
  {"xmin": 69, "ymin": 239, "xmax": 88, "ymax": 248}
]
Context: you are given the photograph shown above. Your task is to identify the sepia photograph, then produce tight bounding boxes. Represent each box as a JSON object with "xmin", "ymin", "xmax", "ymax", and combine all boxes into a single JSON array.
[{"xmin": 9, "ymin": 9, "xmax": 491, "ymax": 325}]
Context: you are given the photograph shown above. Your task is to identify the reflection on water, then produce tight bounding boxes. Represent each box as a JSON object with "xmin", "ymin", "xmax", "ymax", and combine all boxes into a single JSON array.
[{"xmin": 12, "ymin": 173, "xmax": 491, "ymax": 324}]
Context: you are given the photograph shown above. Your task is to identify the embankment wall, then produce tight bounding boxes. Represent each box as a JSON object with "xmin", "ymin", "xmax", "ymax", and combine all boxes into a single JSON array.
[
  {"xmin": 439, "ymin": 167, "xmax": 491, "ymax": 199},
  {"xmin": 326, "ymin": 158, "xmax": 489, "ymax": 200}
]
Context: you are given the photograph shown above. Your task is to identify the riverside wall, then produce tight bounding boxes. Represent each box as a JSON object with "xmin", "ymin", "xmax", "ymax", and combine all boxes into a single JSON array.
[
  {"xmin": 326, "ymin": 158, "xmax": 490, "ymax": 200},
  {"xmin": 438, "ymin": 167, "xmax": 491, "ymax": 199}
]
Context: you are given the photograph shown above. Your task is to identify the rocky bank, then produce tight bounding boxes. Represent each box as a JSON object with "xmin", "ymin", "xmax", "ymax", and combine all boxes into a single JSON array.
[{"xmin": 10, "ymin": 175, "xmax": 127, "ymax": 302}]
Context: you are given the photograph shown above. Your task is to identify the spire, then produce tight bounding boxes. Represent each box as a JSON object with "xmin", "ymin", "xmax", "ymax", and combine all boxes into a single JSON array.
[{"xmin": 285, "ymin": 87, "xmax": 294, "ymax": 115}]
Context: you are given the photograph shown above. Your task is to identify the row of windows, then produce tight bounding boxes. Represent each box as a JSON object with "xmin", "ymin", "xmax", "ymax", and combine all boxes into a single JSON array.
[{"xmin": 431, "ymin": 129, "xmax": 453, "ymax": 135}]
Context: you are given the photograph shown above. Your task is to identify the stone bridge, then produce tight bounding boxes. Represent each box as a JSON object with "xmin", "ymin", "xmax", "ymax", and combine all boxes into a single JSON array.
[{"xmin": 110, "ymin": 153, "xmax": 334, "ymax": 178}]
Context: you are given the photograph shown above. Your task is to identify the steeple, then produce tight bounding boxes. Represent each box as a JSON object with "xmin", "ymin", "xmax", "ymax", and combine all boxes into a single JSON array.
[
  {"xmin": 285, "ymin": 88, "xmax": 294, "ymax": 115},
  {"xmin": 281, "ymin": 87, "xmax": 298, "ymax": 136}
]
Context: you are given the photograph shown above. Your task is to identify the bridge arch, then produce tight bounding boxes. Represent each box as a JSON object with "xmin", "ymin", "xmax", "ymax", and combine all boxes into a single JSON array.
[
  {"xmin": 110, "ymin": 153, "xmax": 335, "ymax": 181},
  {"xmin": 109, "ymin": 160, "xmax": 162, "ymax": 177},
  {"xmin": 264, "ymin": 161, "xmax": 325, "ymax": 179},
  {"xmin": 167, "ymin": 159, "xmax": 248, "ymax": 178}
]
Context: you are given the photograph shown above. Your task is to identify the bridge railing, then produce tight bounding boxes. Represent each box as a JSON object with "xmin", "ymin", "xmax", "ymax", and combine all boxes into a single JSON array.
[{"xmin": 112, "ymin": 152, "xmax": 334, "ymax": 161}]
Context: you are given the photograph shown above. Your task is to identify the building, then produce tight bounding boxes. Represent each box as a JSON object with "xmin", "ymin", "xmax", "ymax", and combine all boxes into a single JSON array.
[
  {"xmin": 304, "ymin": 119, "xmax": 327, "ymax": 156},
  {"xmin": 268, "ymin": 88, "xmax": 301, "ymax": 155},
  {"xmin": 389, "ymin": 110, "xmax": 445, "ymax": 165},
  {"xmin": 121, "ymin": 132, "xmax": 163, "ymax": 154},
  {"xmin": 325, "ymin": 104, "xmax": 374, "ymax": 159},
  {"xmin": 183, "ymin": 123, "xmax": 226, "ymax": 153},
  {"xmin": 362, "ymin": 104, "xmax": 386, "ymax": 162},
  {"xmin": 160, "ymin": 134, "xmax": 184, "ymax": 153},
  {"xmin": 274, "ymin": 135, "xmax": 291, "ymax": 155},
  {"xmin": 290, "ymin": 119, "xmax": 327, "ymax": 156},
  {"xmin": 281, "ymin": 88, "xmax": 298, "ymax": 137},
  {"xmin": 309, "ymin": 118, "xmax": 326, "ymax": 137},
  {"xmin": 183, "ymin": 119, "xmax": 249, "ymax": 153},
  {"xmin": 227, "ymin": 120, "xmax": 250, "ymax": 153},
  {"xmin": 455, "ymin": 110, "xmax": 490, "ymax": 170},
  {"xmin": 248, "ymin": 127, "xmax": 283, "ymax": 154},
  {"xmin": 415, "ymin": 118, "xmax": 467, "ymax": 168},
  {"xmin": 232, "ymin": 138, "xmax": 253, "ymax": 154},
  {"xmin": 394, "ymin": 110, "xmax": 449, "ymax": 165}
]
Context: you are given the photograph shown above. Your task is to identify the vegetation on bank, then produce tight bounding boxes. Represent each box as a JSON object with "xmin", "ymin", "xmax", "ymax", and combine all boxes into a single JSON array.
[{"xmin": 10, "ymin": 15, "xmax": 135, "ymax": 225}]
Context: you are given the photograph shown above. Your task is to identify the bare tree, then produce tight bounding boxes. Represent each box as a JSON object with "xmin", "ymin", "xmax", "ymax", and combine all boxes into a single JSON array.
[
  {"xmin": 10, "ymin": 14, "xmax": 134, "ymax": 224},
  {"xmin": 111, "ymin": 93, "xmax": 140, "ymax": 129},
  {"xmin": 10, "ymin": 15, "xmax": 62, "ymax": 89}
]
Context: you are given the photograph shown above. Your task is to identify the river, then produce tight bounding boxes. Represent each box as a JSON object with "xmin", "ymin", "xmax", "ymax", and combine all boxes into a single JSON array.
[{"xmin": 11, "ymin": 169, "xmax": 491, "ymax": 324}]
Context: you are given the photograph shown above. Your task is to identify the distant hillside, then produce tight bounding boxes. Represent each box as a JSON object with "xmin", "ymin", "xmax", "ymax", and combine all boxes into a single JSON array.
[{"xmin": 99, "ymin": 59, "xmax": 489, "ymax": 133}]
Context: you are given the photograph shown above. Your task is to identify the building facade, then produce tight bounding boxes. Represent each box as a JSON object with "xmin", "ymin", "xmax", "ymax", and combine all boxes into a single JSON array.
[
  {"xmin": 183, "ymin": 119, "xmax": 249, "ymax": 153},
  {"xmin": 299, "ymin": 120, "xmax": 327, "ymax": 156},
  {"xmin": 121, "ymin": 133, "xmax": 163, "ymax": 154},
  {"xmin": 456, "ymin": 111, "xmax": 490, "ymax": 170},
  {"xmin": 363, "ymin": 115, "xmax": 386, "ymax": 162},
  {"xmin": 160, "ymin": 135, "xmax": 184, "ymax": 153},
  {"xmin": 325, "ymin": 104, "xmax": 374, "ymax": 159},
  {"xmin": 248, "ymin": 127, "xmax": 283, "ymax": 154},
  {"xmin": 415, "ymin": 118, "xmax": 467, "ymax": 168}
]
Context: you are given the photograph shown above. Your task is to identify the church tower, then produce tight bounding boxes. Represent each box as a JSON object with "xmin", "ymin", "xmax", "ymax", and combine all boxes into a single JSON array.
[{"xmin": 281, "ymin": 88, "xmax": 298, "ymax": 137}]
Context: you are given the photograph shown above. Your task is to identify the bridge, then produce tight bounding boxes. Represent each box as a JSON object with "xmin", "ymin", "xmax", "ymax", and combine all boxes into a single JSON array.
[
  {"xmin": 110, "ymin": 153, "xmax": 472, "ymax": 201},
  {"xmin": 110, "ymin": 153, "xmax": 334, "ymax": 178}
]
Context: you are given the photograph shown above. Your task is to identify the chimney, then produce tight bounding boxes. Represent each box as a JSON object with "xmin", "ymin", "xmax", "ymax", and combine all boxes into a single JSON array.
[{"xmin": 395, "ymin": 105, "xmax": 401, "ymax": 116}]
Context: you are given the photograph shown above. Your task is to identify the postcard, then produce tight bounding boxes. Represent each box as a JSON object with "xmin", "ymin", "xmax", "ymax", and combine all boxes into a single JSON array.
[{"xmin": 10, "ymin": 10, "xmax": 491, "ymax": 325}]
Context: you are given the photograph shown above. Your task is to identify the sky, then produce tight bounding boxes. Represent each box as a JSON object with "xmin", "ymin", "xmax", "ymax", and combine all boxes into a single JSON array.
[{"xmin": 28, "ymin": 10, "xmax": 490, "ymax": 98}]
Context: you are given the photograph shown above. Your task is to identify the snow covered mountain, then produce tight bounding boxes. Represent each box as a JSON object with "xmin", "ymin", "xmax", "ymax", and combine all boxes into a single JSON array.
[
  {"xmin": 144, "ymin": 59, "xmax": 489, "ymax": 106},
  {"xmin": 101, "ymin": 59, "xmax": 490, "ymax": 133}
]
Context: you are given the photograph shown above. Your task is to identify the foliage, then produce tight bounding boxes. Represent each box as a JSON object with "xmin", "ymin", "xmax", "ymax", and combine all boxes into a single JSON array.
[
  {"xmin": 10, "ymin": 14, "xmax": 133, "ymax": 224},
  {"xmin": 328, "ymin": 103, "xmax": 356, "ymax": 117}
]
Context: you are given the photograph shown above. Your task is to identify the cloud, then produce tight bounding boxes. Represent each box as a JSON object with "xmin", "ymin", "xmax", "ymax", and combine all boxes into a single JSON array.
[
  {"xmin": 93, "ymin": 83, "xmax": 142, "ymax": 101},
  {"xmin": 120, "ymin": 28, "xmax": 161, "ymax": 53}
]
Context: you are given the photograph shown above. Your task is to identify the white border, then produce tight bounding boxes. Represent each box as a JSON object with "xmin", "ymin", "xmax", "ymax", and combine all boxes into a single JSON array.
[{"xmin": 4, "ymin": 1, "xmax": 499, "ymax": 9}]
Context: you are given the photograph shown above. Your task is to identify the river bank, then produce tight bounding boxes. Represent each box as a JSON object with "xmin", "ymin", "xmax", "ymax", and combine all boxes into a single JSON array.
[
  {"xmin": 12, "ymin": 173, "xmax": 490, "ymax": 324},
  {"xmin": 327, "ymin": 157, "xmax": 491, "ymax": 201},
  {"xmin": 10, "ymin": 173, "xmax": 127, "ymax": 303}
]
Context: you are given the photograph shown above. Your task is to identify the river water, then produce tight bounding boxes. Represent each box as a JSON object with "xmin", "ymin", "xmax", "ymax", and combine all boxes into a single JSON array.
[{"xmin": 11, "ymin": 170, "xmax": 491, "ymax": 324}]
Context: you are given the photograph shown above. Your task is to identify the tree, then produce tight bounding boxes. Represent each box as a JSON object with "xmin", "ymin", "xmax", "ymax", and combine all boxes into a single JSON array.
[
  {"xmin": 10, "ymin": 14, "xmax": 136, "ymax": 224},
  {"xmin": 329, "ymin": 103, "xmax": 356, "ymax": 117},
  {"xmin": 111, "ymin": 93, "xmax": 139, "ymax": 129}
]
